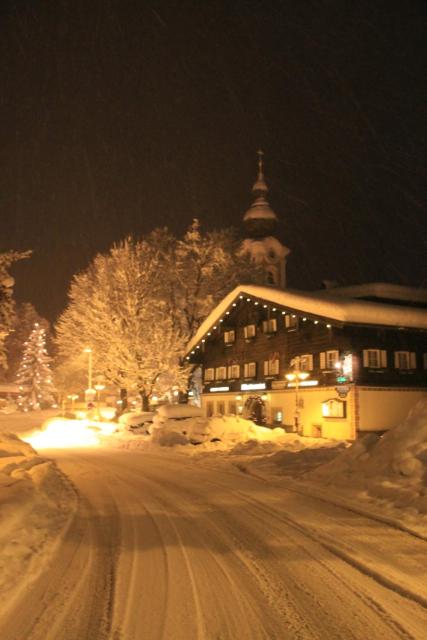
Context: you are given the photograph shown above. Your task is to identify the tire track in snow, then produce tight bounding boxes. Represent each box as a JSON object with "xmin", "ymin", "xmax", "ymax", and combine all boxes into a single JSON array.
[{"xmin": 134, "ymin": 459, "xmax": 423, "ymax": 639}]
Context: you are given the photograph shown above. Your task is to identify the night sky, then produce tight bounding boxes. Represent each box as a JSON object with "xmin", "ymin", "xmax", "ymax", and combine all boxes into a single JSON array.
[{"xmin": 1, "ymin": 1, "xmax": 426, "ymax": 322}]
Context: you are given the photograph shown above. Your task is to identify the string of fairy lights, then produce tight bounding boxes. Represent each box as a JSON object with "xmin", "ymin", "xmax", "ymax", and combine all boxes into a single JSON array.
[{"xmin": 186, "ymin": 294, "xmax": 334, "ymax": 359}]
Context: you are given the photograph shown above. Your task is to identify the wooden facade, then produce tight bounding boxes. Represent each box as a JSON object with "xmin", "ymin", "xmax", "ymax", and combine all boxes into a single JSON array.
[{"xmin": 186, "ymin": 285, "xmax": 427, "ymax": 439}]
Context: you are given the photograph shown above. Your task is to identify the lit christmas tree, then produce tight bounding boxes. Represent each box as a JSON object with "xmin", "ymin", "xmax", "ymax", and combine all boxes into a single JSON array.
[{"xmin": 16, "ymin": 322, "xmax": 56, "ymax": 411}]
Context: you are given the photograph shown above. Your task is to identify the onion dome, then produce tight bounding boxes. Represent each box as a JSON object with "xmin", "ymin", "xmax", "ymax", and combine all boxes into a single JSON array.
[{"xmin": 243, "ymin": 150, "xmax": 278, "ymax": 237}]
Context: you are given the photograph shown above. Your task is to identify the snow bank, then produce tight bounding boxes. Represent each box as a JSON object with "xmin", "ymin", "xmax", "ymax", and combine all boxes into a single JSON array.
[
  {"xmin": 0, "ymin": 431, "xmax": 77, "ymax": 617},
  {"xmin": 305, "ymin": 399, "xmax": 427, "ymax": 515}
]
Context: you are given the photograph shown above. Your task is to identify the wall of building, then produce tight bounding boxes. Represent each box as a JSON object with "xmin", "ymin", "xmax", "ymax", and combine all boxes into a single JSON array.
[
  {"xmin": 202, "ymin": 384, "xmax": 356, "ymax": 440},
  {"xmin": 357, "ymin": 387, "xmax": 427, "ymax": 432}
]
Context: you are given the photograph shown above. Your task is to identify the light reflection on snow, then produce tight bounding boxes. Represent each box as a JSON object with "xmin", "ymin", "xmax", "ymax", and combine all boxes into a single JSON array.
[{"xmin": 22, "ymin": 417, "xmax": 117, "ymax": 449}]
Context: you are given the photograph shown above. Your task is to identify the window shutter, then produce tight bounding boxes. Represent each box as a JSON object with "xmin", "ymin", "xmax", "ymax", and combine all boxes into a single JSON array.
[
  {"xmin": 380, "ymin": 350, "xmax": 387, "ymax": 368},
  {"xmin": 394, "ymin": 352, "xmax": 399, "ymax": 369},
  {"xmin": 410, "ymin": 352, "xmax": 417, "ymax": 369},
  {"xmin": 362, "ymin": 350, "xmax": 369, "ymax": 367},
  {"xmin": 263, "ymin": 360, "xmax": 269, "ymax": 375},
  {"xmin": 262, "ymin": 320, "xmax": 268, "ymax": 333},
  {"xmin": 271, "ymin": 318, "xmax": 277, "ymax": 332},
  {"xmin": 307, "ymin": 354, "xmax": 313, "ymax": 370},
  {"xmin": 320, "ymin": 352, "xmax": 326, "ymax": 369}
]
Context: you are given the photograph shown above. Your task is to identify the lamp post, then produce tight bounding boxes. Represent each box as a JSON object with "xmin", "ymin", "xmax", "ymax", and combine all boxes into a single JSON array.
[
  {"xmin": 83, "ymin": 347, "xmax": 96, "ymax": 408},
  {"xmin": 285, "ymin": 358, "xmax": 310, "ymax": 434},
  {"xmin": 67, "ymin": 394, "xmax": 79, "ymax": 413},
  {"xmin": 94, "ymin": 383, "xmax": 105, "ymax": 419}
]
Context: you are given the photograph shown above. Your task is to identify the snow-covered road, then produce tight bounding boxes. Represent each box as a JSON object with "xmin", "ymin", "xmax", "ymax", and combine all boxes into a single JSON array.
[{"xmin": 1, "ymin": 447, "xmax": 427, "ymax": 640}]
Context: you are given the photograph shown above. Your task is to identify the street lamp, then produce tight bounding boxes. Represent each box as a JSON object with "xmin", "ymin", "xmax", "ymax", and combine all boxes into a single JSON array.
[
  {"xmin": 67, "ymin": 394, "xmax": 79, "ymax": 413},
  {"xmin": 94, "ymin": 383, "xmax": 105, "ymax": 419},
  {"xmin": 285, "ymin": 358, "xmax": 310, "ymax": 434}
]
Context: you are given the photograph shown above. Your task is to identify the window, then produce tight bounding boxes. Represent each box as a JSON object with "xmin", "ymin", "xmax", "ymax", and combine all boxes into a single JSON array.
[
  {"xmin": 206, "ymin": 401, "xmax": 214, "ymax": 417},
  {"xmin": 215, "ymin": 366, "xmax": 227, "ymax": 380},
  {"xmin": 228, "ymin": 400, "xmax": 237, "ymax": 415},
  {"xmin": 326, "ymin": 350, "xmax": 339, "ymax": 369},
  {"xmin": 263, "ymin": 358, "xmax": 280, "ymax": 376},
  {"xmin": 204, "ymin": 368, "xmax": 214, "ymax": 382},
  {"xmin": 299, "ymin": 354, "xmax": 313, "ymax": 371},
  {"xmin": 227, "ymin": 364, "xmax": 240, "ymax": 379},
  {"xmin": 224, "ymin": 330, "xmax": 235, "ymax": 344},
  {"xmin": 216, "ymin": 401, "xmax": 225, "ymax": 416},
  {"xmin": 272, "ymin": 408, "xmax": 283, "ymax": 425},
  {"xmin": 262, "ymin": 318, "xmax": 277, "ymax": 334},
  {"xmin": 394, "ymin": 351, "xmax": 416, "ymax": 370},
  {"xmin": 322, "ymin": 399, "xmax": 346, "ymax": 418},
  {"xmin": 244, "ymin": 324, "xmax": 256, "ymax": 339},
  {"xmin": 284, "ymin": 314, "xmax": 298, "ymax": 330},
  {"xmin": 362, "ymin": 349, "xmax": 387, "ymax": 369},
  {"xmin": 319, "ymin": 351, "xmax": 340, "ymax": 369},
  {"xmin": 243, "ymin": 362, "xmax": 257, "ymax": 378}
]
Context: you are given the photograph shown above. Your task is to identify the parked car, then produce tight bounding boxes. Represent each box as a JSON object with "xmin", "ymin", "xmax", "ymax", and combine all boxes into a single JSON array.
[{"xmin": 118, "ymin": 411, "xmax": 155, "ymax": 431}]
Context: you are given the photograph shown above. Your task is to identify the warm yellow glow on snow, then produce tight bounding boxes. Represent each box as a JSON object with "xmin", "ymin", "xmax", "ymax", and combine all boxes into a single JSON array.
[{"xmin": 22, "ymin": 417, "xmax": 117, "ymax": 449}]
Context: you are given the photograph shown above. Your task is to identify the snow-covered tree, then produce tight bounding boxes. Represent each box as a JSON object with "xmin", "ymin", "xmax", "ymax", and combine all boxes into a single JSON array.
[
  {"xmin": 55, "ymin": 222, "xmax": 257, "ymax": 409},
  {"xmin": 4, "ymin": 303, "xmax": 48, "ymax": 381},
  {"xmin": 168, "ymin": 219, "xmax": 258, "ymax": 338},
  {"xmin": 55, "ymin": 237, "xmax": 189, "ymax": 410},
  {"xmin": 0, "ymin": 250, "xmax": 31, "ymax": 375},
  {"xmin": 16, "ymin": 322, "xmax": 56, "ymax": 410}
]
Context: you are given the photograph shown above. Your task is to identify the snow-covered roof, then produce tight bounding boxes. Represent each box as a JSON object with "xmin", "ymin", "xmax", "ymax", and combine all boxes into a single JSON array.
[
  {"xmin": 315, "ymin": 282, "xmax": 427, "ymax": 305},
  {"xmin": 185, "ymin": 284, "xmax": 427, "ymax": 355}
]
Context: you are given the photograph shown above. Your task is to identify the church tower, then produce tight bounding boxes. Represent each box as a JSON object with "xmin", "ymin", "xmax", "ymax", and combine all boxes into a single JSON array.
[{"xmin": 241, "ymin": 151, "xmax": 290, "ymax": 288}]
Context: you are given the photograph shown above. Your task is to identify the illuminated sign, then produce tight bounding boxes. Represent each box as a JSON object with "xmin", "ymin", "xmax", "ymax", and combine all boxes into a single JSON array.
[
  {"xmin": 240, "ymin": 382, "xmax": 266, "ymax": 391},
  {"xmin": 287, "ymin": 380, "xmax": 319, "ymax": 388},
  {"xmin": 209, "ymin": 386, "xmax": 230, "ymax": 392}
]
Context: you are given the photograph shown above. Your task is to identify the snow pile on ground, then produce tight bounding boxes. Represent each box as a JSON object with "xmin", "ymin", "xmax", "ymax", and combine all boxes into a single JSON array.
[
  {"xmin": 149, "ymin": 412, "xmax": 286, "ymax": 448},
  {"xmin": 113, "ymin": 409, "xmax": 341, "ymax": 460},
  {"xmin": 0, "ymin": 431, "xmax": 77, "ymax": 616},
  {"xmin": 304, "ymin": 399, "xmax": 427, "ymax": 515}
]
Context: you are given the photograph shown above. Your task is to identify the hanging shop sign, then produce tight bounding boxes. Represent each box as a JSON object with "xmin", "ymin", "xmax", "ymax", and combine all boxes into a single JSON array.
[
  {"xmin": 209, "ymin": 386, "xmax": 230, "ymax": 393},
  {"xmin": 335, "ymin": 385, "xmax": 350, "ymax": 398}
]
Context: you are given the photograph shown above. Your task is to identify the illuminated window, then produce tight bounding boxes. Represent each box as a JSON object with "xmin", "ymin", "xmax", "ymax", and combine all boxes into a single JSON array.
[
  {"xmin": 227, "ymin": 364, "xmax": 240, "ymax": 379},
  {"xmin": 319, "ymin": 351, "xmax": 339, "ymax": 369},
  {"xmin": 284, "ymin": 315, "xmax": 298, "ymax": 330},
  {"xmin": 326, "ymin": 350, "xmax": 339, "ymax": 369},
  {"xmin": 322, "ymin": 399, "xmax": 346, "ymax": 418},
  {"xmin": 204, "ymin": 368, "xmax": 215, "ymax": 382},
  {"xmin": 244, "ymin": 324, "xmax": 256, "ymax": 339},
  {"xmin": 262, "ymin": 318, "xmax": 277, "ymax": 334},
  {"xmin": 224, "ymin": 330, "xmax": 235, "ymax": 344},
  {"xmin": 362, "ymin": 349, "xmax": 387, "ymax": 368},
  {"xmin": 394, "ymin": 351, "xmax": 416, "ymax": 370},
  {"xmin": 272, "ymin": 408, "xmax": 283, "ymax": 424},
  {"xmin": 263, "ymin": 358, "xmax": 280, "ymax": 376},
  {"xmin": 299, "ymin": 354, "xmax": 313, "ymax": 371},
  {"xmin": 215, "ymin": 366, "xmax": 227, "ymax": 380},
  {"xmin": 243, "ymin": 362, "xmax": 257, "ymax": 378}
]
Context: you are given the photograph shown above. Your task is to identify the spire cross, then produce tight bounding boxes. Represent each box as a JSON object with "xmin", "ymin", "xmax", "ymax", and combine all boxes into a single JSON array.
[{"xmin": 257, "ymin": 149, "xmax": 264, "ymax": 177}]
